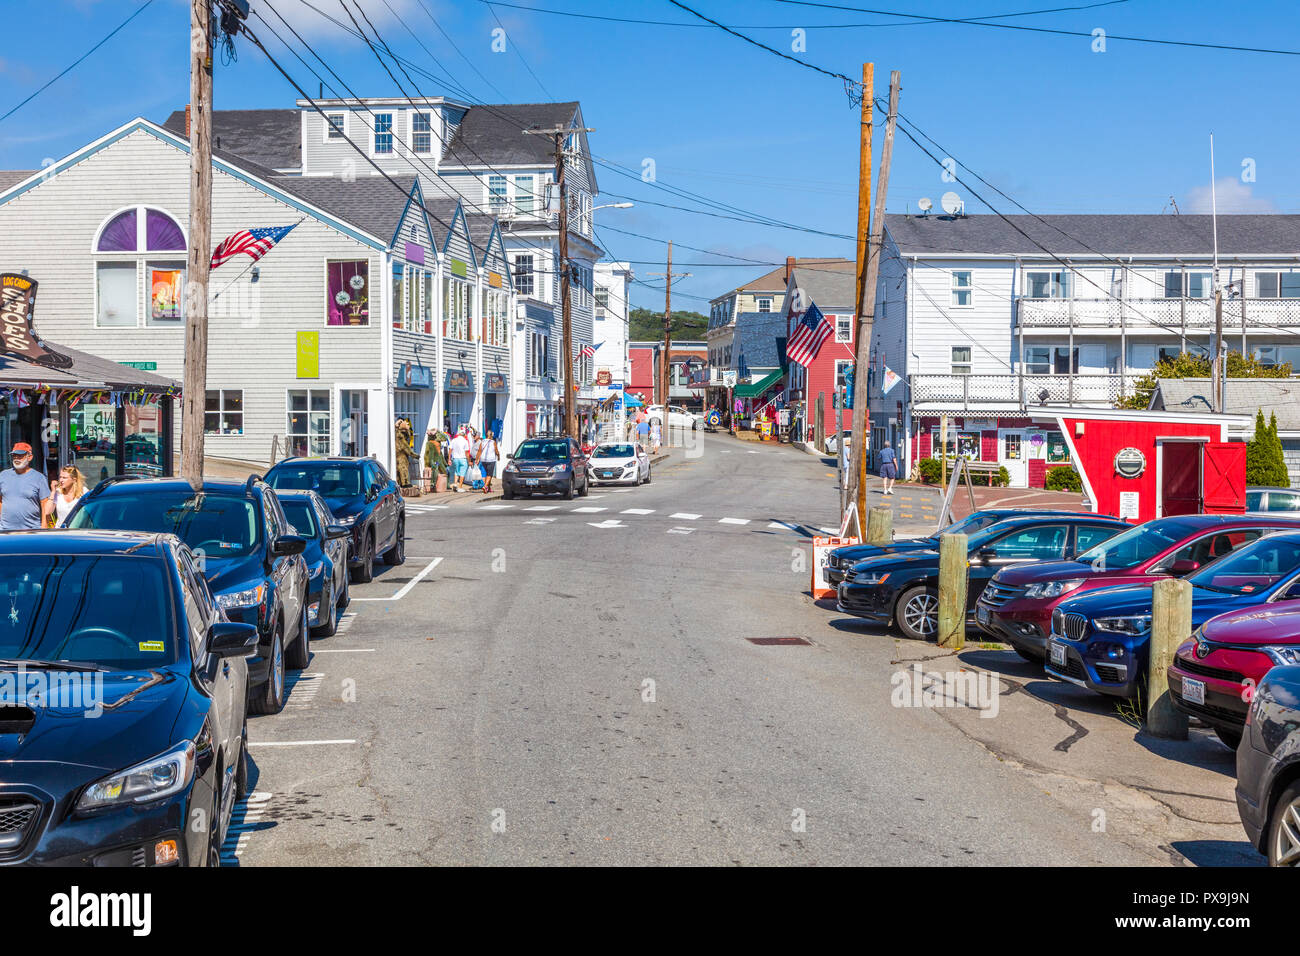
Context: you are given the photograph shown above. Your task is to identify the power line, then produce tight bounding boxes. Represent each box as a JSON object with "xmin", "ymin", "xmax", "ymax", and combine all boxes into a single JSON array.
[
  {"xmin": 0, "ymin": 0, "xmax": 158, "ymax": 125},
  {"xmin": 481, "ymin": 0, "xmax": 554, "ymax": 98},
  {"xmin": 410, "ymin": 0, "xmax": 510, "ymax": 100}
]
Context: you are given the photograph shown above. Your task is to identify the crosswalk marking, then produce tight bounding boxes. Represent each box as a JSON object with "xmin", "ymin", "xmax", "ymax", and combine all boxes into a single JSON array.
[
  {"xmin": 718, "ymin": 517, "xmax": 750, "ymax": 525},
  {"xmin": 666, "ymin": 527, "xmax": 694, "ymax": 535},
  {"xmin": 524, "ymin": 517, "xmax": 557, "ymax": 525},
  {"xmin": 621, "ymin": 508, "xmax": 655, "ymax": 515},
  {"xmin": 525, "ymin": 505, "xmax": 560, "ymax": 511},
  {"xmin": 572, "ymin": 506, "xmax": 606, "ymax": 513},
  {"xmin": 480, "ymin": 504, "xmax": 514, "ymax": 510},
  {"xmin": 670, "ymin": 512, "xmax": 701, "ymax": 520}
]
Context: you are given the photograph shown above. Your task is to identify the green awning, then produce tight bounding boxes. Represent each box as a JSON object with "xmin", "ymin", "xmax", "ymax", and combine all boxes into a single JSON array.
[{"xmin": 734, "ymin": 369, "xmax": 783, "ymax": 398}]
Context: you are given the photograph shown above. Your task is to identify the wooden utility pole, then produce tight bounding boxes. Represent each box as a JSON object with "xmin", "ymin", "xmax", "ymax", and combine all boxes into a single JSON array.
[
  {"xmin": 525, "ymin": 124, "xmax": 595, "ymax": 438},
  {"xmin": 847, "ymin": 68, "xmax": 901, "ymax": 531},
  {"xmin": 182, "ymin": 0, "xmax": 213, "ymax": 489},
  {"xmin": 648, "ymin": 241, "xmax": 690, "ymax": 439}
]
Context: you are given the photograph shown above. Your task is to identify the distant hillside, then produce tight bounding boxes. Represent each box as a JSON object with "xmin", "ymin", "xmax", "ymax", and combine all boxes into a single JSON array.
[{"xmin": 629, "ymin": 307, "xmax": 709, "ymax": 341}]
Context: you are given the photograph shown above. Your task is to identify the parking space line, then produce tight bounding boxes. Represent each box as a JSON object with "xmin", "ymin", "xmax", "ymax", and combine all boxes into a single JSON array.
[
  {"xmin": 352, "ymin": 557, "xmax": 443, "ymax": 602},
  {"xmin": 314, "ymin": 648, "xmax": 374, "ymax": 653},
  {"xmin": 248, "ymin": 739, "xmax": 358, "ymax": 747}
]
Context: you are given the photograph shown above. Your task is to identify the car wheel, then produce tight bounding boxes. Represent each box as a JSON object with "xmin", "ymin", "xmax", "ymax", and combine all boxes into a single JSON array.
[
  {"xmin": 563, "ymin": 478, "xmax": 575, "ymax": 500},
  {"xmin": 235, "ymin": 720, "xmax": 249, "ymax": 800},
  {"xmin": 1268, "ymin": 781, "xmax": 1300, "ymax": 867},
  {"xmin": 287, "ymin": 602, "xmax": 310, "ymax": 670},
  {"xmin": 250, "ymin": 626, "xmax": 285, "ymax": 715},
  {"xmin": 895, "ymin": 585, "xmax": 939, "ymax": 641},
  {"xmin": 351, "ymin": 530, "xmax": 374, "ymax": 584},
  {"xmin": 384, "ymin": 518, "xmax": 406, "ymax": 565},
  {"xmin": 578, "ymin": 476, "xmax": 589, "ymax": 497},
  {"xmin": 207, "ymin": 785, "xmax": 223, "ymax": 868},
  {"xmin": 502, "ymin": 487, "xmax": 514, "ymax": 500},
  {"xmin": 645, "ymin": 468, "xmax": 651, "ymax": 485},
  {"xmin": 312, "ymin": 579, "xmax": 337, "ymax": 637},
  {"xmin": 336, "ymin": 565, "xmax": 350, "ymax": 608},
  {"xmin": 1214, "ymin": 726, "xmax": 1243, "ymax": 750}
]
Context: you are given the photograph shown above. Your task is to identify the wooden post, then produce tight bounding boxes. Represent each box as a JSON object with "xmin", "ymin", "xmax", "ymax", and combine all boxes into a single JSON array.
[
  {"xmin": 182, "ymin": 0, "xmax": 213, "ymax": 490},
  {"xmin": 865, "ymin": 505, "xmax": 892, "ymax": 546},
  {"xmin": 1147, "ymin": 577, "xmax": 1191, "ymax": 739},
  {"xmin": 814, "ymin": 390, "xmax": 825, "ymax": 451},
  {"xmin": 937, "ymin": 532, "xmax": 968, "ymax": 649}
]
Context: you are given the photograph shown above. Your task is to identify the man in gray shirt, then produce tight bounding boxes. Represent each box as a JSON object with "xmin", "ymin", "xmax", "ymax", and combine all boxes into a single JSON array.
[{"xmin": 0, "ymin": 442, "xmax": 50, "ymax": 530}]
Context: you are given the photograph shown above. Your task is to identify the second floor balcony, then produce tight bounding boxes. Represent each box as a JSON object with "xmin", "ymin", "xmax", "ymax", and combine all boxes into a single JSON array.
[
  {"xmin": 910, "ymin": 372, "xmax": 1145, "ymax": 411},
  {"xmin": 1018, "ymin": 297, "xmax": 1300, "ymax": 332}
]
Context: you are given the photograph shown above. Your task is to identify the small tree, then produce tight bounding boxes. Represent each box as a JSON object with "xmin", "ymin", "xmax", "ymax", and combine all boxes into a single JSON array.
[
  {"xmin": 1246, "ymin": 409, "xmax": 1289, "ymax": 487},
  {"xmin": 1117, "ymin": 349, "xmax": 1291, "ymax": 410}
]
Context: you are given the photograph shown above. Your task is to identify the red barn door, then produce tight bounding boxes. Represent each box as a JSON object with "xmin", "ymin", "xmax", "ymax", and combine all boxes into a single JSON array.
[{"xmin": 1203, "ymin": 442, "xmax": 1247, "ymax": 514}]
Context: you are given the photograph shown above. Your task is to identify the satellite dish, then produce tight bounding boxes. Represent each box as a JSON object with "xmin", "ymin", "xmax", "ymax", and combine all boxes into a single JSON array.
[
  {"xmin": 940, "ymin": 192, "xmax": 964, "ymax": 217},
  {"xmin": 917, "ymin": 197, "xmax": 933, "ymax": 213}
]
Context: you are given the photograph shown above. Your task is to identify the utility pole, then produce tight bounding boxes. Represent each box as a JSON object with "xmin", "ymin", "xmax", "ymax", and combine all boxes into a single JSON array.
[
  {"xmin": 648, "ymin": 241, "xmax": 691, "ymax": 433},
  {"xmin": 182, "ymin": 0, "xmax": 214, "ymax": 489},
  {"xmin": 847, "ymin": 67, "xmax": 901, "ymax": 532},
  {"xmin": 525, "ymin": 124, "xmax": 595, "ymax": 439}
]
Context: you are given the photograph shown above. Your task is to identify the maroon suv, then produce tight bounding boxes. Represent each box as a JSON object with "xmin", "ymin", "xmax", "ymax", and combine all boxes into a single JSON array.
[{"xmin": 976, "ymin": 515, "xmax": 1300, "ymax": 662}]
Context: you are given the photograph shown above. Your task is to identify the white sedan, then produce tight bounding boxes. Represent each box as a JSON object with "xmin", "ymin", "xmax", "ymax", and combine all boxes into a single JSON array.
[
  {"xmin": 646, "ymin": 404, "xmax": 701, "ymax": 432},
  {"xmin": 588, "ymin": 442, "xmax": 651, "ymax": 485},
  {"xmin": 824, "ymin": 430, "xmax": 852, "ymax": 455}
]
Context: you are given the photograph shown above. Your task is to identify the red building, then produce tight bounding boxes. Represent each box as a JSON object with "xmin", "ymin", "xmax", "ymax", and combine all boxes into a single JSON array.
[{"xmin": 628, "ymin": 340, "xmax": 708, "ymax": 407}]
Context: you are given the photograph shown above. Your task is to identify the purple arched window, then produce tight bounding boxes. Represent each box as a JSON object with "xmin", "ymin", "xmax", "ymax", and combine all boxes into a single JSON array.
[
  {"xmin": 146, "ymin": 209, "xmax": 185, "ymax": 251},
  {"xmin": 96, "ymin": 208, "xmax": 186, "ymax": 252},
  {"xmin": 96, "ymin": 209, "xmax": 137, "ymax": 252}
]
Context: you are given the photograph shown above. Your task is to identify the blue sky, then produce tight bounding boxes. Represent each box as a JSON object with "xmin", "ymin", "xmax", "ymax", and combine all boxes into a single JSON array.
[{"xmin": 2, "ymin": 0, "xmax": 1298, "ymax": 310}]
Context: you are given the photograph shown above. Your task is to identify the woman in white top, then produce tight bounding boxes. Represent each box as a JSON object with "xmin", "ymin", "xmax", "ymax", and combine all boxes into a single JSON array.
[
  {"xmin": 478, "ymin": 430, "xmax": 500, "ymax": 493},
  {"xmin": 48, "ymin": 465, "xmax": 86, "ymax": 527}
]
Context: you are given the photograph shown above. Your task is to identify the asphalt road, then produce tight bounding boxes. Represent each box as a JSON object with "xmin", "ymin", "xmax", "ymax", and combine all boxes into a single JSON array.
[{"xmin": 229, "ymin": 431, "xmax": 1169, "ymax": 865}]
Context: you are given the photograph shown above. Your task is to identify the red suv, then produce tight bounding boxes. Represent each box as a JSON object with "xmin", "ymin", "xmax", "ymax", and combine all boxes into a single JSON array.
[
  {"xmin": 977, "ymin": 515, "xmax": 1300, "ymax": 662},
  {"xmin": 1168, "ymin": 603, "xmax": 1300, "ymax": 750}
]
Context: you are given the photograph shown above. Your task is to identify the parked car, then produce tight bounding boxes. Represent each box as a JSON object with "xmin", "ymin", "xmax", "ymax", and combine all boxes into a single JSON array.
[
  {"xmin": 1166, "ymin": 603, "xmax": 1300, "ymax": 749},
  {"xmin": 588, "ymin": 441, "xmax": 650, "ymax": 486},
  {"xmin": 978, "ymin": 515, "xmax": 1299, "ymax": 663},
  {"xmin": 66, "ymin": 476, "xmax": 310, "ymax": 715},
  {"xmin": 1235, "ymin": 663, "xmax": 1300, "ymax": 866},
  {"xmin": 263, "ymin": 457, "xmax": 405, "ymax": 585},
  {"xmin": 1047, "ymin": 530, "xmax": 1300, "ymax": 699},
  {"xmin": 0, "ymin": 530, "xmax": 258, "ymax": 866},
  {"xmin": 1247, "ymin": 487, "xmax": 1300, "ymax": 516},
  {"xmin": 836, "ymin": 514, "xmax": 1129, "ymax": 640},
  {"xmin": 826, "ymin": 508, "xmax": 1097, "ymax": 587},
  {"xmin": 277, "ymin": 490, "xmax": 351, "ymax": 638},
  {"xmin": 501, "ymin": 436, "xmax": 590, "ymax": 500},
  {"xmin": 824, "ymin": 430, "xmax": 851, "ymax": 456},
  {"xmin": 646, "ymin": 404, "xmax": 701, "ymax": 431}
]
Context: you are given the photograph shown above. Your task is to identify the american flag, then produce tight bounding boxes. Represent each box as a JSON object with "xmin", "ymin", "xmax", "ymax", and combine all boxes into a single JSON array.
[
  {"xmin": 785, "ymin": 302, "xmax": 831, "ymax": 368},
  {"xmin": 579, "ymin": 343, "xmax": 597, "ymax": 358},
  {"xmin": 210, "ymin": 224, "xmax": 297, "ymax": 270}
]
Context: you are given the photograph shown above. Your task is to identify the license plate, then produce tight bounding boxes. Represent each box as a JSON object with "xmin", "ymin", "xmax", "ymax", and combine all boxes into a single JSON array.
[
  {"xmin": 1049, "ymin": 641, "xmax": 1067, "ymax": 667},
  {"xmin": 977, "ymin": 605, "xmax": 992, "ymax": 626},
  {"xmin": 1183, "ymin": 676, "xmax": 1206, "ymax": 706},
  {"xmin": 526, "ymin": 478, "xmax": 540, "ymax": 486}
]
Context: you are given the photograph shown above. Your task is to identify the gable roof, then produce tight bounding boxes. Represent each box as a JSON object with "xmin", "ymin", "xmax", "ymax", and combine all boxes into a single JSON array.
[
  {"xmin": 442, "ymin": 102, "xmax": 578, "ymax": 166},
  {"xmin": 732, "ymin": 311, "xmax": 788, "ymax": 370},
  {"xmin": 1150, "ymin": 377, "xmax": 1300, "ymax": 430},
  {"xmin": 0, "ymin": 171, "xmax": 35, "ymax": 192},
  {"xmin": 268, "ymin": 174, "xmax": 420, "ymax": 248},
  {"xmin": 712, "ymin": 258, "xmax": 852, "ymax": 304},
  {"xmin": 786, "ymin": 263, "xmax": 857, "ymax": 313},
  {"xmin": 162, "ymin": 108, "xmax": 301, "ymax": 171},
  {"xmin": 885, "ymin": 213, "xmax": 1300, "ymax": 259}
]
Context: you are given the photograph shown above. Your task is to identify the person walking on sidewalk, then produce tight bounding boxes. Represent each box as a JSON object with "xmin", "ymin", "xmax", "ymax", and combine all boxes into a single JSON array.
[
  {"xmin": 479, "ymin": 431, "xmax": 500, "ymax": 493},
  {"xmin": 879, "ymin": 441, "xmax": 898, "ymax": 495},
  {"xmin": 448, "ymin": 426, "xmax": 471, "ymax": 492},
  {"xmin": 0, "ymin": 443, "xmax": 50, "ymax": 530},
  {"xmin": 424, "ymin": 428, "xmax": 448, "ymax": 492}
]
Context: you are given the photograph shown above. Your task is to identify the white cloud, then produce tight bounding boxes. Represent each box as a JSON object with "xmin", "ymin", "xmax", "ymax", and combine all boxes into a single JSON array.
[{"xmin": 1183, "ymin": 177, "xmax": 1277, "ymax": 214}]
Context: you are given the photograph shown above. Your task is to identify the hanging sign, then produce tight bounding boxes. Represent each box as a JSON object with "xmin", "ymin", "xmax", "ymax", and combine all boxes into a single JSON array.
[{"xmin": 0, "ymin": 274, "xmax": 73, "ymax": 369}]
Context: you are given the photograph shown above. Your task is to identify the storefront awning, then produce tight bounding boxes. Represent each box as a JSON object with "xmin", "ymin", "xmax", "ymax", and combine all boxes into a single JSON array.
[{"xmin": 734, "ymin": 369, "xmax": 782, "ymax": 398}]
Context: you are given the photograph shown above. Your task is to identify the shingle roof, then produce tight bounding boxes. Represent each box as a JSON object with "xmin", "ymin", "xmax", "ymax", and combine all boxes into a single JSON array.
[
  {"xmin": 163, "ymin": 109, "xmax": 301, "ymax": 171},
  {"xmin": 712, "ymin": 258, "xmax": 852, "ymax": 303},
  {"xmin": 442, "ymin": 102, "xmax": 579, "ymax": 167},
  {"xmin": 0, "ymin": 341, "xmax": 177, "ymax": 390},
  {"xmin": 0, "ymin": 171, "xmax": 36, "ymax": 192},
  {"xmin": 732, "ymin": 311, "xmax": 788, "ymax": 370},
  {"xmin": 787, "ymin": 263, "xmax": 857, "ymax": 312},
  {"xmin": 1151, "ymin": 377, "xmax": 1300, "ymax": 430},
  {"xmin": 885, "ymin": 213, "xmax": 1300, "ymax": 258},
  {"xmin": 268, "ymin": 175, "xmax": 419, "ymax": 245}
]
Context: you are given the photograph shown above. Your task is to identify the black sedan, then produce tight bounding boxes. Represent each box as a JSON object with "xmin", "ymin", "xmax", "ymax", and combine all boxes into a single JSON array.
[
  {"xmin": 1236, "ymin": 663, "xmax": 1300, "ymax": 867},
  {"xmin": 277, "ymin": 490, "xmax": 351, "ymax": 638},
  {"xmin": 825, "ymin": 507, "xmax": 1098, "ymax": 586},
  {"xmin": 0, "ymin": 530, "xmax": 259, "ymax": 866},
  {"xmin": 501, "ymin": 436, "xmax": 590, "ymax": 499},
  {"xmin": 836, "ymin": 514, "xmax": 1129, "ymax": 640},
  {"xmin": 264, "ymin": 457, "xmax": 406, "ymax": 584}
]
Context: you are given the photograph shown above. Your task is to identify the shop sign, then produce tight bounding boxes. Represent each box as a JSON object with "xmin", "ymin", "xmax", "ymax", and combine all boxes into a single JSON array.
[
  {"xmin": 1119, "ymin": 491, "xmax": 1140, "ymax": 519},
  {"xmin": 0, "ymin": 274, "xmax": 73, "ymax": 369},
  {"xmin": 595, "ymin": 370, "xmax": 612, "ymax": 386},
  {"xmin": 488, "ymin": 272, "xmax": 503, "ymax": 289},
  {"xmin": 401, "ymin": 362, "xmax": 432, "ymax": 389},
  {"xmin": 484, "ymin": 373, "xmax": 507, "ymax": 392},
  {"xmin": 445, "ymin": 369, "xmax": 472, "ymax": 391},
  {"xmin": 1114, "ymin": 446, "xmax": 1146, "ymax": 478},
  {"xmin": 449, "ymin": 258, "xmax": 468, "ymax": 278},
  {"xmin": 296, "ymin": 331, "xmax": 320, "ymax": 379}
]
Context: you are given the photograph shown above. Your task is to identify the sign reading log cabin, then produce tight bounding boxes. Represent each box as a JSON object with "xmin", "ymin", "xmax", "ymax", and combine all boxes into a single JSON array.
[{"xmin": 0, "ymin": 274, "xmax": 73, "ymax": 369}]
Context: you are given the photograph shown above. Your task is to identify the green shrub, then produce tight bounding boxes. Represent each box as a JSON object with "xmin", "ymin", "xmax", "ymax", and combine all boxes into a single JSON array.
[
  {"xmin": 1045, "ymin": 465, "xmax": 1082, "ymax": 492},
  {"xmin": 1246, "ymin": 409, "xmax": 1289, "ymax": 487},
  {"xmin": 994, "ymin": 466, "xmax": 1010, "ymax": 488},
  {"xmin": 916, "ymin": 457, "xmax": 942, "ymax": 483}
]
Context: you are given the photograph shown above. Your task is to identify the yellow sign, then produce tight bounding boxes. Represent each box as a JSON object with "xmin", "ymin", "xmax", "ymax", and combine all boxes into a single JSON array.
[
  {"xmin": 297, "ymin": 331, "xmax": 320, "ymax": 378},
  {"xmin": 488, "ymin": 271, "xmax": 503, "ymax": 288}
]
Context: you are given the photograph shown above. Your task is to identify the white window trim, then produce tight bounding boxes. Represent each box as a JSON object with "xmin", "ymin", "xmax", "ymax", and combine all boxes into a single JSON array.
[
  {"xmin": 410, "ymin": 110, "xmax": 433, "ymax": 156},
  {"xmin": 91, "ymin": 205, "xmax": 188, "ymax": 330},
  {"xmin": 951, "ymin": 270, "xmax": 974, "ymax": 309},
  {"xmin": 323, "ymin": 110, "xmax": 348, "ymax": 143},
  {"xmin": 204, "ymin": 389, "xmax": 244, "ymax": 436},
  {"xmin": 323, "ymin": 255, "xmax": 374, "ymax": 328},
  {"xmin": 370, "ymin": 111, "xmax": 395, "ymax": 158},
  {"xmin": 834, "ymin": 314, "xmax": 852, "ymax": 344},
  {"xmin": 951, "ymin": 345, "xmax": 973, "ymax": 375},
  {"xmin": 285, "ymin": 387, "xmax": 334, "ymax": 458}
]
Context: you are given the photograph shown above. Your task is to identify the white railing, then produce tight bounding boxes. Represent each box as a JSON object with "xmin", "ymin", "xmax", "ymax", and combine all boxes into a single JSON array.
[
  {"xmin": 910, "ymin": 373, "xmax": 1145, "ymax": 409},
  {"xmin": 1018, "ymin": 297, "xmax": 1300, "ymax": 331}
]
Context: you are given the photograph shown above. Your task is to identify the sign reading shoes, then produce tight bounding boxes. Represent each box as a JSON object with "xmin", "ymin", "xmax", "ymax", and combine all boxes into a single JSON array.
[{"xmin": 1113, "ymin": 446, "xmax": 1146, "ymax": 478}]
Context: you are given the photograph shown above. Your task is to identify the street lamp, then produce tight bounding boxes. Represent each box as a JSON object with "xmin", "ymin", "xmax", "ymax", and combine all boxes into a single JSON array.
[{"xmin": 592, "ymin": 202, "xmax": 634, "ymax": 212}]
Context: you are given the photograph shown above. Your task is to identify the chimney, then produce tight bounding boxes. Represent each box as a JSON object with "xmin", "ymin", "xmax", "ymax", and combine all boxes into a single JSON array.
[
  {"xmin": 785, "ymin": 256, "xmax": 795, "ymax": 281},
  {"xmin": 185, "ymin": 104, "xmax": 191, "ymax": 138}
]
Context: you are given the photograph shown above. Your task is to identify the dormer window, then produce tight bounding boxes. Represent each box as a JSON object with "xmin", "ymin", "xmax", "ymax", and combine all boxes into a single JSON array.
[
  {"xmin": 373, "ymin": 113, "xmax": 393, "ymax": 155},
  {"xmin": 411, "ymin": 112, "xmax": 432, "ymax": 154},
  {"xmin": 325, "ymin": 112, "xmax": 346, "ymax": 140}
]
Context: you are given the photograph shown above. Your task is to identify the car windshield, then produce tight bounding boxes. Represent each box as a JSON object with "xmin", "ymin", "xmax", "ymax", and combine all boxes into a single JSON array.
[
  {"xmin": 279, "ymin": 500, "xmax": 318, "ymax": 538},
  {"xmin": 1075, "ymin": 518, "xmax": 1201, "ymax": 570},
  {"xmin": 0, "ymin": 555, "xmax": 171, "ymax": 670},
  {"xmin": 594, "ymin": 444, "xmax": 636, "ymax": 458},
  {"xmin": 516, "ymin": 440, "xmax": 569, "ymax": 459},
  {"xmin": 938, "ymin": 512, "xmax": 1016, "ymax": 540},
  {"xmin": 266, "ymin": 464, "xmax": 363, "ymax": 499},
  {"xmin": 68, "ymin": 491, "xmax": 260, "ymax": 558},
  {"xmin": 1187, "ymin": 534, "xmax": 1300, "ymax": 595}
]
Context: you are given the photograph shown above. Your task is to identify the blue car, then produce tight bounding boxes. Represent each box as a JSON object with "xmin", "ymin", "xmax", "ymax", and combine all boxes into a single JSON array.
[
  {"xmin": 0, "ymin": 530, "xmax": 258, "ymax": 866},
  {"xmin": 66, "ymin": 476, "xmax": 310, "ymax": 716},
  {"xmin": 276, "ymin": 490, "xmax": 351, "ymax": 638},
  {"xmin": 1047, "ymin": 530, "xmax": 1300, "ymax": 698}
]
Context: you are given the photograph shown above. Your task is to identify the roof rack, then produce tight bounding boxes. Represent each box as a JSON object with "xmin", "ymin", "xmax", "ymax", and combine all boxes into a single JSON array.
[{"xmin": 82, "ymin": 473, "xmax": 142, "ymax": 501}]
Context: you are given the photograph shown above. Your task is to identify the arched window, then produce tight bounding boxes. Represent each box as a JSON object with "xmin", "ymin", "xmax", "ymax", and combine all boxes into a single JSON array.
[{"xmin": 94, "ymin": 207, "xmax": 187, "ymax": 328}]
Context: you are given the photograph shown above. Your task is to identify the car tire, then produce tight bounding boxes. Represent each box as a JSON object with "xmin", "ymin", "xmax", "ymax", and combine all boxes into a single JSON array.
[
  {"xmin": 336, "ymin": 566, "xmax": 350, "ymax": 608},
  {"xmin": 249, "ymin": 626, "xmax": 285, "ymax": 715},
  {"xmin": 645, "ymin": 469, "xmax": 652, "ymax": 485},
  {"xmin": 351, "ymin": 530, "xmax": 374, "ymax": 584},
  {"xmin": 384, "ymin": 518, "xmax": 406, "ymax": 565},
  {"xmin": 312, "ymin": 579, "xmax": 337, "ymax": 637},
  {"xmin": 1214, "ymin": 726, "xmax": 1243, "ymax": 750},
  {"xmin": 235, "ymin": 720, "xmax": 249, "ymax": 800},
  {"xmin": 563, "ymin": 478, "xmax": 575, "ymax": 500},
  {"xmin": 1268, "ymin": 780, "xmax": 1300, "ymax": 867},
  {"xmin": 207, "ymin": 784, "xmax": 223, "ymax": 868},
  {"xmin": 895, "ymin": 585, "xmax": 940, "ymax": 641},
  {"xmin": 287, "ymin": 603, "xmax": 310, "ymax": 670},
  {"xmin": 578, "ymin": 477, "xmax": 589, "ymax": 497},
  {"xmin": 503, "ymin": 487, "xmax": 515, "ymax": 500}
]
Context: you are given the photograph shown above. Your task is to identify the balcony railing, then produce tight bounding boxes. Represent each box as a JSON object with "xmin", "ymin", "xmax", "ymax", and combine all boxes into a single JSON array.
[
  {"xmin": 910, "ymin": 373, "xmax": 1145, "ymax": 409},
  {"xmin": 1017, "ymin": 297, "xmax": 1300, "ymax": 331}
]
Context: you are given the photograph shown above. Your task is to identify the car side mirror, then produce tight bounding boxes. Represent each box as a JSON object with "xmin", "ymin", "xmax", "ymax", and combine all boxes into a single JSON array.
[
  {"xmin": 1170, "ymin": 558, "xmax": 1200, "ymax": 575},
  {"xmin": 326, "ymin": 524, "xmax": 349, "ymax": 539},
  {"xmin": 977, "ymin": 547, "xmax": 998, "ymax": 562},
  {"xmin": 506, "ymin": 452, "xmax": 514, "ymax": 459},
  {"xmin": 272, "ymin": 534, "xmax": 307, "ymax": 556},
  {"xmin": 208, "ymin": 621, "xmax": 259, "ymax": 658}
]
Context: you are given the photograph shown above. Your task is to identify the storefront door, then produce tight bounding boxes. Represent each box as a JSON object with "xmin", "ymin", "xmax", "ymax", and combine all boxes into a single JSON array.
[
  {"xmin": 340, "ymin": 390, "xmax": 367, "ymax": 457},
  {"xmin": 1001, "ymin": 430, "xmax": 1027, "ymax": 488}
]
